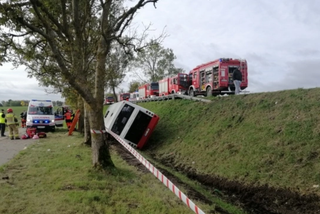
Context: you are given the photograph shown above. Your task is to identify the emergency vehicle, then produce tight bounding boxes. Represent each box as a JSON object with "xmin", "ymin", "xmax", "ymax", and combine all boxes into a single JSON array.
[
  {"xmin": 129, "ymin": 91, "xmax": 139, "ymax": 102},
  {"xmin": 138, "ymin": 84, "xmax": 147, "ymax": 99},
  {"xmin": 147, "ymin": 82, "xmax": 159, "ymax": 98},
  {"xmin": 118, "ymin": 93, "xmax": 130, "ymax": 101},
  {"xmin": 139, "ymin": 82, "xmax": 159, "ymax": 99},
  {"xmin": 188, "ymin": 58, "xmax": 248, "ymax": 96},
  {"xmin": 104, "ymin": 101, "xmax": 159, "ymax": 149},
  {"xmin": 159, "ymin": 73, "xmax": 189, "ymax": 96},
  {"xmin": 104, "ymin": 96, "xmax": 115, "ymax": 105},
  {"xmin": 26, "ymin": 99, "xmax": 56, "ymax": 132}
]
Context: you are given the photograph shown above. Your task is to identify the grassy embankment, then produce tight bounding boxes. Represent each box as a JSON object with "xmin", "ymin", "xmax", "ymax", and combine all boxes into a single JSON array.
[
  {"xmin": 0, "ymin": 107, "xmax": 242, "ymax": 214},
  {"xmin": 0, "ymin": 130, "xmax": 220, "ymax": 214},
  {"xmin": 140, "ymin": 88, "xmax": 320, "ymax": 195},
  {"xmin": 2, "ymin": 87, "xmax": 320, "ymax": 213}
]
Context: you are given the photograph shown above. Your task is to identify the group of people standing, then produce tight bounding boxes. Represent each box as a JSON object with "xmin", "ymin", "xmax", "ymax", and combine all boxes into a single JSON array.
[{"xmin": 0, "ymin": 108, "xmax": 21, "ymax": 140}]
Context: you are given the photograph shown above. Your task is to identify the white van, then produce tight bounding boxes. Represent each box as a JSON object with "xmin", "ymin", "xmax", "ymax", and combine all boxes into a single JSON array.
[
  {"xmin": 104, "ymin": 101, "xmax": 159, "ymax": 149},
  {"xmin": 26, "ymin": 99, "xmax": 55, "ymax": 132}
]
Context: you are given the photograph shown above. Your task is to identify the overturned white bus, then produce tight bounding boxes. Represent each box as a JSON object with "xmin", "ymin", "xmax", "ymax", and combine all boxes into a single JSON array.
[{"xmin": 104, "ymin": 101, "xmax": 159, "ymax": 149}]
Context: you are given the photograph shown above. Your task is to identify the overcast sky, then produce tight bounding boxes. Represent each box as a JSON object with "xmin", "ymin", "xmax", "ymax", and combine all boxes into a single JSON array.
[{"xmin": 1, "ymin": 0, "xmax": 320, "ymax": 101}]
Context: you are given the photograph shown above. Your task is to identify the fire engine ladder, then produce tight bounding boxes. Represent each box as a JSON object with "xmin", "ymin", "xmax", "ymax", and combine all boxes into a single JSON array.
[{"xmin": 240, "ymin": 60, "xmax": 245, "ymax": 70}]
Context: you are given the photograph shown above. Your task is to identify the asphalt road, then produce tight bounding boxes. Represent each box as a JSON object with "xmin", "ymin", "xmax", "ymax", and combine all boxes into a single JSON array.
[{"xmin": 0, "ymin": 127, "xmax": 37, "ymax": 166}]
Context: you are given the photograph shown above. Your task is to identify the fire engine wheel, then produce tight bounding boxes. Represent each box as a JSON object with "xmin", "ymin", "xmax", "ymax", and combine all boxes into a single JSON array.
[
  {"xmin": 189, "ymin": 89, "xmax": 195, "ymax": 97},
  {"xmin": 206, "ymin": 87, "xmax": 212, "ymax": 97}
]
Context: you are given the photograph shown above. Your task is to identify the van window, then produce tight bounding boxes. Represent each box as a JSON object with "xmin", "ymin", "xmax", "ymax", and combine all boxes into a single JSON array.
[
  {"xmin": 111, "ymin": 104, "xmax": 134, "ymax": 135},
  {"xmin": 125, "ymin": 111, "xmax": 151, "ymax": 144},
  {"xmin": 28, "ymin": 106, "xmax": 53, "ymax": 115}
]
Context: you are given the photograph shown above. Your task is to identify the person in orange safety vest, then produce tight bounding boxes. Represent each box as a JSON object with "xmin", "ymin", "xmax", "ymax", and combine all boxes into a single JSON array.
[{"xmin": 64, "ymin": 110, "xmax": 72, "ymax": 129}]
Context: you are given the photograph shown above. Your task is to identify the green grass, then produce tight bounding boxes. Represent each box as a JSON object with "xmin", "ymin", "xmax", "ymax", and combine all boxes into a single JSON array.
[
  {"xmin": 140, "ymin": 88, "xmax": 320, "ymax": 196},
  {"xmin": 0, "ymin": 130, "xmax": 216, "ymax": 214},
  {"xmin": 3, "ymin": 87, "xmax": 320, "ymax": 213}
]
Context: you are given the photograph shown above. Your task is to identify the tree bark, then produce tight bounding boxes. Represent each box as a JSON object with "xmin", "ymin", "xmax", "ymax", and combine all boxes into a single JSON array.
[
  {"xmin": 77, "ymin": 96, "xmax": 84, "ymax": 134},
  {"xmin": 88, "ymin": 103, "xmax": 113, "ymax": 168},
  {"xmin": 83, "ymin": 101, "xmax": 91, "ymax": 146},
  {"xmin": 87, "ymin": 0, "xmax": 114, "ymax": 168}
]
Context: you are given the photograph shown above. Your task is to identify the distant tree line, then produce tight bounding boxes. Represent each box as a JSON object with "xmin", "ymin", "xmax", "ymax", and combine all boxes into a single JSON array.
[{"xmin": 0, "ymin": 100, "xmax": 63, "ymax": 107}]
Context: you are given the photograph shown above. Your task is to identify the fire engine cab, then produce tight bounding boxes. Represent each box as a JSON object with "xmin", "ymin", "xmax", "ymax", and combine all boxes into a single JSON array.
[
  {"xmin": 138, "ymin": 82, "xmax": 159, "ymax": 99},
  {"xmin": 188, "ymin": 58, "xmax": 248, "ymax": 96},
  {"xmin": 159, "ymin": 73, "xmax": 189, "ymax": 96}
]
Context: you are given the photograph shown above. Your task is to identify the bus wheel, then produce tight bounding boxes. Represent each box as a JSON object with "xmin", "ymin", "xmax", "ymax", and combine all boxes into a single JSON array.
[
  {"xmin": 189, "ymin": 89, "xmax": 194, "ymax": 97},
  {"xmin": 206, "ymin": 87, "xmax": 212, "ymax": 97}
]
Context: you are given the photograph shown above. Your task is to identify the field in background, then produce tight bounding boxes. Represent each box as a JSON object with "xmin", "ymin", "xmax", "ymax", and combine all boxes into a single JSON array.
[{"xmin": 2, "ymin": 106, "xmax": 27, "ymax": 116}]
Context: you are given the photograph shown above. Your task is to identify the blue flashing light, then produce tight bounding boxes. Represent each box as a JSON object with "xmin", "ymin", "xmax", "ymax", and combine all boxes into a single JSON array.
[{"xmin": 31, "ymin": 99, "xmax": 52, "ymax": 102}]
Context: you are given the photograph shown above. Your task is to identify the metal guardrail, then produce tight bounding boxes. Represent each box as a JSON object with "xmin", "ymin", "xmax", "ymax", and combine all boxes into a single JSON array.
[{"xmin": 132, "ymin": 94, "xmax": 212, "ymax": 103}]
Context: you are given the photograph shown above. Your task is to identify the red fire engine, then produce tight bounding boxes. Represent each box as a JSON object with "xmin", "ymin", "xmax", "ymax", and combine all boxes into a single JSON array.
[
  {"xmin": 118, "ymin": 93, "xmax": 130, "ymax": 101},
  {"xmin": 104, "ymin": 96, "xmax": 115, "ymax": 105},
  {"xmin": 147, "ymin": 82, "xmax": 159, "ymax": 98},
  {"xmin": 188, "ymin": 58, "xmax": 248, "ymax": 96},
  {"xmin": 159, "ymin": 73, "xmax": 189, "ymax": 96},
  {"xmin": 138, "ymin": 84, "xmax": 147, "ymax": 99},
  {"xmin": 139, "ymin": 82, "xmax": 159, "ymax": 99}
]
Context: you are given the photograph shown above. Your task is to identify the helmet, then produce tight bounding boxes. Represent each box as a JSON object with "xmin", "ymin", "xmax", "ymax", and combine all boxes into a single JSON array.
[{"xmin": 7, "ymin": 108, "xmax": 13, "ymax": 113}]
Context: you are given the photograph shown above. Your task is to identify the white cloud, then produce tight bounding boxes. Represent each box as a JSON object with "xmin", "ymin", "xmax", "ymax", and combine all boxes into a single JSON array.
[
  {"xmin": 0, "ymin": 64, "xmax": 63, "ymax": 101},
  {"xmin": 125, "ymin": 0, "xmax": 320, "ymax": 92}
]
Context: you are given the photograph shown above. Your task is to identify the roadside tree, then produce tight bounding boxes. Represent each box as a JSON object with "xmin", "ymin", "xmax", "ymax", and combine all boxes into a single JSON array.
[
  {"xmin": 129, "ymin": 80, "xmax": 141, "ymax": 93},
  {"xmin": 133, "ymin": 39, "xmax": 184, "ymax": 82},
  {"xmin": 0, "ymin": 0, "xmax": 160, "ymax": 169}
]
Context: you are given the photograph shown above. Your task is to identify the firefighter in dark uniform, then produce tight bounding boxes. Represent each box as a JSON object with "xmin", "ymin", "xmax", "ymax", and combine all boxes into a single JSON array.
[
  {"xmin": 0, "ymin": 109, "xmax": 6, "ymax": 136},
  {"xmin": 20, "ymin": 110, "xmax": 27, "ymax": 128}
]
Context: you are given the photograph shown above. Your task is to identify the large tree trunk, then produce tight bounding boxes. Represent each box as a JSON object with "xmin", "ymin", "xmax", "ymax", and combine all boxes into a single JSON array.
[
  {"xmin": 77, "ymin": 96, "xmax": 84, "ymax": 134},
  {"xmin": 89, "ymin": 2, "xmax": 114, "ymax": 167},
  {"xmin": 112, "ymin": 86, "xmax": 118, "ymax": 102},
  {"xmin": 88, "ymin": 103, "xmax": 113, "ymax": 168},
  {"xmin": 83, "ymin": 101, "xmax": 91, "ymax": 146}
]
